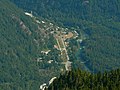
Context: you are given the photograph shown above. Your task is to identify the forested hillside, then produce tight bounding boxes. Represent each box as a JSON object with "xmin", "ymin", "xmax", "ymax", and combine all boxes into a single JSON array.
[
  {"xmin": 10, "ymin": 0, "xmax": 120, "ymax": 25},
  {"xmin": 0, "ymin": 0, "xmax": 69, "ymax": 89},
  {"xmin": 10, "ymin": 0, "xmax": 120, "ymax": 72},
  {"xmin": 0, "ymin": 0, "xmax": 43, "ymax": 89},
  {"xmin": 48, "ymin": 69, "xmax": 120, "ymax": 90}
]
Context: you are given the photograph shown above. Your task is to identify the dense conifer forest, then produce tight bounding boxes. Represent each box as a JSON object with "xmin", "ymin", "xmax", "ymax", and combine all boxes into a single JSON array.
[{"xmin": 48, "ymin": 69, "xmax": 120, "ymax": 90}]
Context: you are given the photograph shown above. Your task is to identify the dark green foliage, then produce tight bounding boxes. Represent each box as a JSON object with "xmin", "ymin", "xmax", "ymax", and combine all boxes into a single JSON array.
[{"xmin": 48, "ymin": 69, "xmax": 120, "ymax": 90}]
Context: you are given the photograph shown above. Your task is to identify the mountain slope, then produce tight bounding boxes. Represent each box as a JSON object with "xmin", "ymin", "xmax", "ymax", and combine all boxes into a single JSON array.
[
  {"xmin": 0, "ymin": 0, "xmax": 69, "ymax": 89},
  {"xmin": 0, "ymin": 0, "xmax": 42, "ymax": 89},
  {"xmin": 9, "ymin": 0, "xmax": 120, "ymax": 72},
  {"xmin": 10, "ymin": 0, "xmax": 120, "ymax": 26},
  {"xmin": 1, "ymin": 1, "xmax": 120, "ymax": 89}
]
